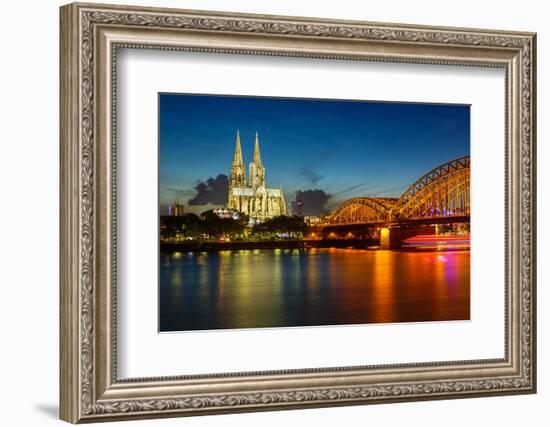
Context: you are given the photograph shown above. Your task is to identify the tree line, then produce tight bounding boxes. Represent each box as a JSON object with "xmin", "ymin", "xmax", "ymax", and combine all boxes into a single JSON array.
[{"xmin": 160, "ymin": 211, "xmax": 307, "ymax": 241}]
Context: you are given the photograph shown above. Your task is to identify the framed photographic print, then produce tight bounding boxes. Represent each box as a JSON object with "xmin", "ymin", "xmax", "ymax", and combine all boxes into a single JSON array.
[{"xmin": 60, "ymin": 2, "xmax": 537, "ymax": 423}]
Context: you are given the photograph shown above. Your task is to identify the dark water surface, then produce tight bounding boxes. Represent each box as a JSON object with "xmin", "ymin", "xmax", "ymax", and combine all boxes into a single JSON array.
[{"xmin": 159, "ymin": 248, "xmax": 470, "ymax": 332}]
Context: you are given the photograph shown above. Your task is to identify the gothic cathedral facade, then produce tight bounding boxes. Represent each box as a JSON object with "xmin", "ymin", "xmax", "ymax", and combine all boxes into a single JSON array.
[{"xmin": 227, "ymin": 130, "xmax": 287, "ymax": 222}]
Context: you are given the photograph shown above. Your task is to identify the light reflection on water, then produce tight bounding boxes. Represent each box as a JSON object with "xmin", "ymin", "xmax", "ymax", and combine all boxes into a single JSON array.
[{"xmin": 159, "ymin": 248, "xmax": 470, "ymax": 332}]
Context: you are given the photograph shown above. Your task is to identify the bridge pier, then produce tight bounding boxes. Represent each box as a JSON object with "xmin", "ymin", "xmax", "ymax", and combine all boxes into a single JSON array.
[
  {"xmin": 380, "ymin": 226, "xmax": 435, "ymax": 249},
  {"xmin": 317, "ymin": 222, "xmax": 458, "ymax": 249}
]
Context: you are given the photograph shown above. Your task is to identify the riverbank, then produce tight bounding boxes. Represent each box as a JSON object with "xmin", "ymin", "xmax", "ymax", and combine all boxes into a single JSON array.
[{"xmin": 160, "ymin": 238, "xmax": 379, "ymax": 253}]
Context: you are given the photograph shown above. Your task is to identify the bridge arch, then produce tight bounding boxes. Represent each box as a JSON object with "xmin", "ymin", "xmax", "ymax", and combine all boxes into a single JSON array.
[
  {"xmin": 326, "ymin": 156, "xmax": 470, "ymax": 225},
  {"xmin": 392, "ymin": 156, "xmax": 470, "ymax": 219},
  {"xmin": 327, "ymin": 197, "xmax": 396, "ymax": 224}
]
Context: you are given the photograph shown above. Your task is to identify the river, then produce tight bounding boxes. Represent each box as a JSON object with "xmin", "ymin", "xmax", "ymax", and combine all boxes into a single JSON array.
[{"xmin": 159, "ymin": 248, "xmax": 470, "ymax": 332}]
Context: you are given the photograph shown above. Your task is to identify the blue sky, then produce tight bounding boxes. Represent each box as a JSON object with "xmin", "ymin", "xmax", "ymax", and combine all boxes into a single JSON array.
[{"xmin": 159, "ymin": 93, "xmax": 469, "ymax": 215}]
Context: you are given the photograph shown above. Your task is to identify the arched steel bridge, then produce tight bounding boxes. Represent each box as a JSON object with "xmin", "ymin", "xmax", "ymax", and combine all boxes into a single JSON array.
[{"xmin": 327, "ymin": 156, "xmax": 470, "ymax": 225}]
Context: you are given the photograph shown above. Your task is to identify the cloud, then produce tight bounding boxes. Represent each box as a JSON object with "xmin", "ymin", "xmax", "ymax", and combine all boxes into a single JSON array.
[
  {"xmin": 188, "ymin": 174, "xmax": 229, "ymax": 206},
  {"xmin": 331, "ymin": 182, "xmax": 374, "ymax": 197},
  {"xmin": 366, "ymin": 184, "xmax": 408, "ymax": 197},
  {"xmin": 166, "ymin": 187, "xmax": 195, "ymax": 197},
  {"xmin": 297, "ymin": 167, "xmax": 323, "ymax": 185},
  {"xmin": 292, "ymin": 189, "xmax": 331, "ymax": 216}
]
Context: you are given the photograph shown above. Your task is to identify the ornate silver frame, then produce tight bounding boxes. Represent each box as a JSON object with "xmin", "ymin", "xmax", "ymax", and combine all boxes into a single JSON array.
[{"xmin": 60, "ymin": 2, "xmax": 537, "ymax": 423}]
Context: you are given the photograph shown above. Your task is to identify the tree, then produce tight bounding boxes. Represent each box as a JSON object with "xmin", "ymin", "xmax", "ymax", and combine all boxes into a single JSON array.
[
  {"xmin": 252, "ymin": 215, "xmax": 306, "ymax": 238},
  {"xmin": 200, "ymin": 210, "xmax": 247, "ymax": 239},
  {"xmin": 160, "ymin": 213, "xmax": 201, "ymax": 239}
]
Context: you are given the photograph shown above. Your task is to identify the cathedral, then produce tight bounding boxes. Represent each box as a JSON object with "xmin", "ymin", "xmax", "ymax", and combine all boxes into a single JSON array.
[{"xmin": 227, "ymin": 130, "xmax": 287, "ymax": 222}]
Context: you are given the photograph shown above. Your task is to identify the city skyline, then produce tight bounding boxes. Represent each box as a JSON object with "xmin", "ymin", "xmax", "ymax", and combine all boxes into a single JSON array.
[{"xmin": 159, "ymin": 93, "xmax": 470, "ymax": 216}]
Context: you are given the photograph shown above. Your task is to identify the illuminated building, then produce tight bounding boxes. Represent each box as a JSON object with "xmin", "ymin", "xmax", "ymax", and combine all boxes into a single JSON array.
[
  {"xmin": 213, "ymin": 208, "xmax": 241, "ymax": 220},
  {"xmin": 303, "ymin": 215, "xmax": 323, "ymax": 226},
  {"xmin": 227, "ymin": 130, "xmax": 286, "ymax": 222},
  {"xmin": 168, "ymin": 200, "xmax": 185, "ymax": 216}
]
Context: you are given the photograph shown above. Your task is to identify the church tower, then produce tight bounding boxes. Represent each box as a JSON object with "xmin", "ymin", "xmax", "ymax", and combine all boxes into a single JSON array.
[
  {"xmin": 248, "ymin": 131, "xmax": 266, "ymax": 188},
  {"xmin": 226, "ymin": 130, "xmax": 285, "ymax": 222},
  {"xmin": 229, "ymin": 130, "xmax": 246, "ymax": 189}
]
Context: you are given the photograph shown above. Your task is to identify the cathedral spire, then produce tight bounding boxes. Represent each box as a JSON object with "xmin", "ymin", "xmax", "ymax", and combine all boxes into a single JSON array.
[
  {"xmin": 249, "ymin": 131, "xmax": 265, "ymax": 189},
  {"xmin": 253, "ymin": 131, "xmax": 262, "ymax": 166},
  {"xmin": 233, "ymin": 129, "xmax": 244, "ymax": 166}
]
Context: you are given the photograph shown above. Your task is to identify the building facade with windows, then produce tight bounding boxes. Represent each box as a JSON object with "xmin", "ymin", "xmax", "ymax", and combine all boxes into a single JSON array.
[{"xmin": 167, "ymin": 201, "xmax": 185, "ymax": 216}]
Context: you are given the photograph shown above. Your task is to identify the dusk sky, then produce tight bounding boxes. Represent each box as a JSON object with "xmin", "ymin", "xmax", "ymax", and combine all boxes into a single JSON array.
[{"xmin": 159, "ymin": 93, "xmax": 470, "ymax": 216}]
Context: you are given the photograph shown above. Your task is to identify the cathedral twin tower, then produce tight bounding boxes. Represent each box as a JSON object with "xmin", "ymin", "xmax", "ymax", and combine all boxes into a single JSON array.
[{"xmin": 227, "ymin": 130, "xmax": 286, "ymax": 222}]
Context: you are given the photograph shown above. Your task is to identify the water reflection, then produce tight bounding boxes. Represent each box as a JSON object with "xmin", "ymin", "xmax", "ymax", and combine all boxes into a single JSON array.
[{"xmin": 159, "ymin": 248, "xmax": 470, "ymax": 332}]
